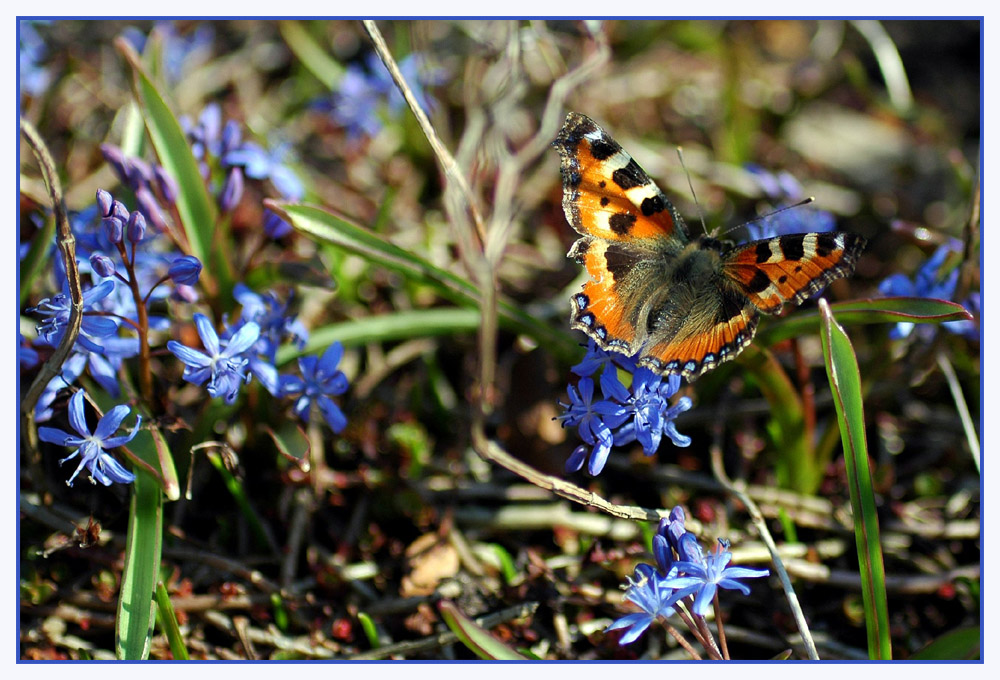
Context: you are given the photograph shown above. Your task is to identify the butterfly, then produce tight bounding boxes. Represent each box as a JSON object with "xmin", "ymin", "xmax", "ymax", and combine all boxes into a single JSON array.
[{"xmin": 553, "ymin": 112, "xmax": 866, "ymax": 381}]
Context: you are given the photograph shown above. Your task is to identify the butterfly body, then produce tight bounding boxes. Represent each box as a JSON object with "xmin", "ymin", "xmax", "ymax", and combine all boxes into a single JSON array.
[{"xmin": 554, "ymin": 112, "xmax": 866, "ymax": 381}]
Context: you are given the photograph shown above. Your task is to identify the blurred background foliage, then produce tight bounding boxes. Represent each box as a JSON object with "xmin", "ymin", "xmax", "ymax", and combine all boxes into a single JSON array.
[{"xmin": 19, "ymin": 19, "xmax": 979, "ymax": 660}]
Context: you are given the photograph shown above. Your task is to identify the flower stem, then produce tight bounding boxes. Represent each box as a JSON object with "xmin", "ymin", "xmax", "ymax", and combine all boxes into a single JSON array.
[{"xmin": 713, "ymin": 592, "xmax": 730, "ymax": 660}]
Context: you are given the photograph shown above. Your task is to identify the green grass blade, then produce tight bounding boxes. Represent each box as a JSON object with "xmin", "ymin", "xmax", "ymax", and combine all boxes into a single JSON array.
[
  {"xmin": 438, "ymin": 600, "xmax": 526, "ymax": 660},
  {"xmin": 19, "ymin": 212, "xmax": 56, "ymax": 306},
  {"xmin": 279, "ymin": 20, "xmax": 343, "ymax": 89},
  {"xmin": 115, "ymin": 38, "xmax": 232, "ymax": 302},
  {"xmin": 818, "ymin": 299, "xmax": 891, "ymax": 660},
  {"xmin": 269, "ymin": 201, "xmax": 578, "ymax": 363},
  {"xmin": 154, "ymin": 581, "xmax": 190, "ymax": 660},
  {"xmin": 910, "ymin": 626, "xmax": 980, "ymax": 660},
  {"xmin": 759, "ymin": 297, "xmax": 973, "ymax": 346},
  {"xmin": 276, "ymin": 308, "xmax": 481, "ymax": 365},
  {"xmin": 116, "ymin": 465, "xmax": 163, "ymax": 659}
]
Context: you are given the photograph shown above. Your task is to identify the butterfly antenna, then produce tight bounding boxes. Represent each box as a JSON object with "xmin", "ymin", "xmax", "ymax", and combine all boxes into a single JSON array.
[
  {"xmin": 676, "ymin": 147, "xmax": 709, "ymax": 237},
  {"xmin": 722, "ymin": 196, "xmax": 816, "ymax": 240}
]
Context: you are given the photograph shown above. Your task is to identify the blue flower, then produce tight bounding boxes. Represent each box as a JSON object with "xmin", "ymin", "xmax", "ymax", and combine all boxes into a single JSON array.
[
  {"xmin": 613, "ymin": 369, "xmax": 692, "ymax": 455},
  {"xmin": 559, "ymin": 377, "xmax": 621, "ymax": 476},
  {"xmin": 659, "ymin": 539, "xmax": 770, "ymax": 617},
  {"xmin": 31, "ymin": 279, "xmax": 120, "ymax": 352},
  {"xmin": 167, "ymin": 255, "xmax": 203, "ymax": 286},
  {"xmin": 223, "ymin": 140, "xmax": 304, "ymax": 200},
  {"xmin": 743, "ymin": 164, "xmax": 835, "ymax": 241},
  {"xmin": 263, "ymin": 210, "xmax": 294, "ymax": 239},
  {"xmin": 280, "ymin": 342, "xmax": 350, "ymax": 433},
  {"xmin": 167, "ymin": 314, "xmax": 260, "ymax": 404},
  {"xmin": 19, "ymin": 20, "xmax": 49, "ymax": 98},
  {"xmin": 605, "ymin": 564, "xmax": 682, "ymax": 645},
  {"xmin": 121, "ymin": 22, "xmax": 214, "ymax": 84},
  {"xmin": 879, "ymin": 242, "xmax": 979, "ymax": 341},
  {"xmin": 320, "ymin": 52, "xmax": 444, "ymax": 140},
  {"xmin": 561, "ymin": 347, "xmax": 692, "ymax": 476},
  {"xmin": 37, "ymin": 390, "xmax": 140, "ymax": 486},
  {"xmin": 19, "ymin": 333, "xmax": 39, "ymax": 368}
]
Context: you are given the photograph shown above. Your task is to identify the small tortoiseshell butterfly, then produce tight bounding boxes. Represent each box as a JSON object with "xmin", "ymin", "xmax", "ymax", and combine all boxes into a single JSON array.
[{"xmin": 554, "ymin": 112, "xmax": 866, "ymax": 381}]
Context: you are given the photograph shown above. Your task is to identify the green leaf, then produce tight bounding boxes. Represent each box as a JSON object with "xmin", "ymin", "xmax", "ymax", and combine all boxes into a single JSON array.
[
  {"xmin": 154, "ymin": 581, "xmax": 190, "ymax": 660},
  {"xmin": 262, "ymin": 423, "xmax": 311, "ymax": 471},
  {"xmin": 116, "ymin": 466, "xmax": 163, "ymax": 659},
  {"xmin": 357, "ymin": 612, "xmax": 380, "ymax": 649},
  {"xmin": 438, "ymin": 600, "xmax": 526, "ymax": 660},
  {"xmin": 819, "ymin": 299, "xmax": 891, "ymax": 660},
  {"xmin": 759, "ymin": 297, "xmax": 973, "ymax": 346},
  {"xmin": 19, "ymin": 211, "xmax": 56, "ymax": 306},
  {"xmin": 269, "ymin": 201, "xmax": 578, "ymax": 363},
  {"xmin": 489, "ymin": 544, "xmax": 518, "ymax": 585},
  {"xmin": 910, "ymin": 626, "xmax": 980, "ymax": 660},
  {"xmin": 279, "ymin": 20, "xmax": 343, "ymax": 89},
  {"xmin": 115, "ymin": 37, "xmax": 232, "ymax": 302},
  {"xmin": 276, "ymin": 308, "xmax": 482, "ymax": 366}
]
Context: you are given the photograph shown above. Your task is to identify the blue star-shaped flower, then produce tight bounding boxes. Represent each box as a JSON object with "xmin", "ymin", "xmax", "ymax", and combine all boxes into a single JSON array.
[
  {"xmin": 659, "ymin": 539, "xmax": 770, "ymax": 616},
  {"xmin": 605, "ymin": 564, "xmax": 683, "ymax": 645},
  {"xmin": 167, "ymin": 314, "xmax": 260, "ymax": 404},
  {"xmin": 279, "ymin": 342, "xmax": 350, "ymax": 433},
  {"xmin": 613, "ymin": 370, "xmax": 692, "ymax": 455},
  {"xmin": 37, "ymin": 390, "xmax": 140, "ymax": 486}
]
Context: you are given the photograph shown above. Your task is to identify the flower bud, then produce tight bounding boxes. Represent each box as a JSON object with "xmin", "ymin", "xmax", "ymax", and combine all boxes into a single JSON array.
[
  {"xmin": 126, "ymin": 158, "xmax": 153, "ymax": 190},
  {"xmin": 168, "ymin": 255, "xmax": 202, "ymax": 285},
  {"xmin": 263, "ymin": 210, "xmax": 292, "ymax": 239},
  {"xmin": 96, "ymin": 189, "xmax": 114, "ymax": 217},
  {"xmin": 219, "ymin": 167, "xmax": 244, "ymax": 213},
  {"xmin": 102, "ymin": 215, "xmax": 123, "ymax": 244},
  {"xmin": 90, "ymin": 253, "xmax": 116, "ymax": 278},
  {"xmin": 126, "ymin": 211, "xmax": 146, "ymax": 243},
  {"xmin": 112, "ymin": 200, "xmax": 129, "ymax": 223},
  {"xmin": 154, "ymin": 166, "xmax": 178, "ymax": 205},
  {"xmin": 135, "ymin": 186, "xmax": 167, "ymax": 231},
  {"xmin": 100, "ymin": 144, "xmax": 129, "ymax": 184},
  {"xmin": 221, "ymin": 120, "xmax": 242, "ymax": 157}
]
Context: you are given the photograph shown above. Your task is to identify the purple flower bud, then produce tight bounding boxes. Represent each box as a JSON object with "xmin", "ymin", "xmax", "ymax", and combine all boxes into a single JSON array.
[
  {"xmin": 263, "ymin": 210, "xmax": 293, "ymax": 239},
  {"xmin": 112, "ymin": 200, "xmax": 129, "ymax": 223},
  {"xmin": 90, "ymin": 253, "xmax": 116, "ymax": 278},
  {"xmin": 96, "ymin": 189, "xmax": 114, "ymax": 217},
  {"xmin": 102, "ymin": 215, "xmax": 124, "ymax": 244},
  {"xmin": 219, "ymin": 167, "xmax": 244, "ymax": 213},
  {"xmin": 126, "ymin": 211, "xmax": 146, "ymax": 243},
  {"xmin": 221, "ymin": 120, "xmax": 242, "ymax": 157},
  {"xmin": 126, "ymin": 158, "xmax": 154, "ymax": 190},
  {"xmin": 100, "ymin": 144, "xmax": 129, "ymax": 184},
  {"xmin": 171, "ymin": 283, "xmax": 199, "ymax": 303},
  {"xmin": 168, "ymin": 255, "xmax": 202, "ymax": 285},
  {"xmin": 154, "ymin": 166, "xmax": 178, "ymax": 205},
  {"xmin": 135, "ymin": 186, "xmax": 168, "ymax": 231}
]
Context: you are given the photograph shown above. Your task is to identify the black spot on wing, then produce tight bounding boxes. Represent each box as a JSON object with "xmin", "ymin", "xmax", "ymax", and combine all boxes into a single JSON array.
[
  {"xmin": 815, "ymin": 233, "xmax": 837, "ymax": 257},
  {"xmin": 747, "ymin": 269, "xmax": 772, "ymax": 294},
  {"xmin": 600, "ymin": 197, "xmax": 610, "ymax": 207},
  {"xmin": 780, "ymin": 235, "xmax": 805, "ymax": 261},
  {"xmin": 612, "ymin": 159, "xmax": 648, "ymax": 190},
  {"xmin": 755, "ymin": 241, "xmax": 773, "ymax": 264},
  {"xmin": 609, "ymin": 212, "xmax": 637, "ymax": 235},
  {"xmin": 640, "ymin": 195, "xmax": 665, "ymax": 216},
  {"xmin": 603, "ymin": 246, "xmax": 636, "ymax": 282},
  {"xmin": 589, "ymin": 137, "xmax": 619, "ymax": 161}
]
